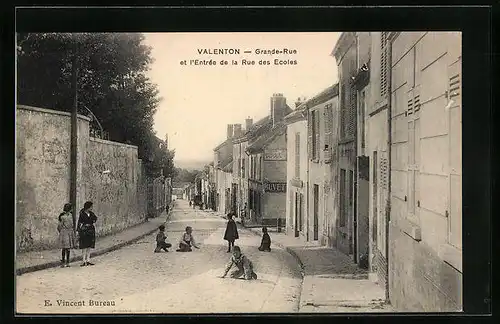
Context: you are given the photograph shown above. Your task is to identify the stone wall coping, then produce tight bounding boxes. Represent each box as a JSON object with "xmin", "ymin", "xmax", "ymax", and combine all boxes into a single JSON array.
[
  {"xmin": 90, "ymin": 136, "xmax": 138, "ymax": 150},
  {"xmin": 399, "ymin": 217, "xmax": 422, "ymax": 242},
  {"xmin": 17, "ymin": 104, "xmax": 92, "ymax": 122}
]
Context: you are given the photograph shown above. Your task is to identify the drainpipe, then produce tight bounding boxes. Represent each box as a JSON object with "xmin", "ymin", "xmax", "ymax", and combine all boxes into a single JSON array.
[{"xmin": 385, "ymin": 32, "xmax": 393, "ymax": 303}]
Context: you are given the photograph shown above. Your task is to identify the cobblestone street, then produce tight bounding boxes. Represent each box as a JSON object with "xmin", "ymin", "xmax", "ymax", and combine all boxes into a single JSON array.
[{"xmin": 16, "ymin": 200, "xmax": 302, "ymax": 314}]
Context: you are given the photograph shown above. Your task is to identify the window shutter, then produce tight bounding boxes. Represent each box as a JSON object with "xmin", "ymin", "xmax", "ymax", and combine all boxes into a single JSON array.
[
  {"xmin": 448, "ymin": 58, "xmax": 462, "ymax": 249},
  {"xmin": 308, "ymin": 111, "xmax": 313, "ymax": 159},
  {"xmin": 324, "ymin": 103, "xmax": 333, "ymax": 162},
  {"xmin": 340, "ymin": 84, "xmax": 347, "ymax": 140},
  {"xmin": 315, "ymin": 110, "xmax": 320, "ymax": 158},
  {"xmin": 349, "ymin": 81, "xmax": 357, "ymax": 139},
  {"xmin": 380, "ymin": 32, "xmax": 389, "ymax": 98},
  {"xmin": 295, "ymin": 133, "xmax": 300, "ymax": 178}
]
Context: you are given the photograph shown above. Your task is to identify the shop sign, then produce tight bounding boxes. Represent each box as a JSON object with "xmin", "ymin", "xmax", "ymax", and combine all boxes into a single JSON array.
[{"xmin": 264, "ymin": 182, "xmax": 287, "ymax": 192}]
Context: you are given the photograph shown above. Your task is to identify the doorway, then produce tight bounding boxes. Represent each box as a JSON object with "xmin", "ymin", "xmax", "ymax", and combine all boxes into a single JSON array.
[
  {"xmin": 313, "ymin": 184, "xmax": 319, "ymax": 241},
  {"xmin": 294, "ymin": 192, "xmax": 300, "ymax": 237}
]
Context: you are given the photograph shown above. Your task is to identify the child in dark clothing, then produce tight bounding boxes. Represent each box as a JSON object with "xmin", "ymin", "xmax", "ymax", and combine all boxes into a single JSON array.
[
  {"xmin": 154, "ymin": 225, "xmax": 172, "ymax": 252},
  {"xmin": 223, "ymin": 212, "xmax": 239, "ymax": 252},
  {"xmin": 258, "ymin": 226, "xmax": 271, "ymax": 252}
]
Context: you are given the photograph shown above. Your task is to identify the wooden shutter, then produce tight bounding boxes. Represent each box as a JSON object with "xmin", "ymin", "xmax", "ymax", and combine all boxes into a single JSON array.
[
  {"xmin": 308, "ymin": 111, "xmax": 313, "ymax": 159},
  {"xmin": 407, "ymin": 87, "xmax": 421, "ymax": 218},
  {"xmin": 324, "ymin": 103, "xmax": 333, "ymax": 162},
  {"xmin": 340, "ymin": 83, "xmax": 347, "ymax": 140},
  {"xmin": 448, "ymin": 58, "xmax": 462, "ymax": 249},
  {"xmin": 314, "ymin": 110, "xmax": 320, "ymax": 159},
  {"xmin": 380, "ymin": 32, "xmax": 389, "ymax": 98},
  {"xmin": 295, "ymin": 133, "xmax": 300, "ymax": 178},
  {"xmin": 349, "ymin": 82, "xmax": 357, "ymax": 139}
]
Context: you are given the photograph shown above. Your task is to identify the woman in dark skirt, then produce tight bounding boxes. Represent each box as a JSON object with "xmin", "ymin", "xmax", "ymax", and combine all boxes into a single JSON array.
[
  {"xmin": 77, "ymin": 201, "xmax": 98, "ymax": 266},
  {"xmin": 223, "ymin": 212, "xmax": 239, "ymax": 253}
]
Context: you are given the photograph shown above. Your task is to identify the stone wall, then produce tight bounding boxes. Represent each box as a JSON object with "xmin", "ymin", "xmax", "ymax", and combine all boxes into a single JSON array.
[
  {"xmin": 16, "ymin": 105, "xmax": 147, "ymax": 252},
  {"xmin": 83, "ymin": 137, "xmax": 146, "ymax": 237},
  {"xmin": 389, "ymin": 222, "xmax": 462, "ymax": 311},
  {"xmin": 16, "ymin": 105, "xmax": 90, "ymax": 251}
]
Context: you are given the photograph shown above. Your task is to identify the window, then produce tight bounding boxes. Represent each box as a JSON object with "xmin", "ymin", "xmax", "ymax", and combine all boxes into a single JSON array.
[
  {"xmin": 324, "ymin": 103, "xmax": 333, "ymax": 153},
  {"xmin": 380, "ymin": 32, "xmax": 389, "ymax": 98},
  {"xmin": 407, "ymin": 88, "xmax": 421, "ymax": 219},
  {"xmin": 295, "ymin": 133, "xmax": 300, "ymax": 178},
  {"xmin": 339, "ymin": 169, "xmax": 347, "ymax": 227},
  {"xmin": 242, "ymin": 158, "xmax": 245, "ymax": 178},
  {"xmin": 259, "ymin": 155, "xmax": 263, "ymax": 181},
  {"xmin": 359, "ymin": 90, "xmax": 366, "ymax": 150},
  {"xmin": 311, "ymin": 110, "xmax": 320, "ymax": 160}
]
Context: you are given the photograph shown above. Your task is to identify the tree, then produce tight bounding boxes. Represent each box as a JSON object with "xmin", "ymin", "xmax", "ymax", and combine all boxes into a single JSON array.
[{"xmin": 17, "ymin": 33, "xmax": 168, "ymax": 174}]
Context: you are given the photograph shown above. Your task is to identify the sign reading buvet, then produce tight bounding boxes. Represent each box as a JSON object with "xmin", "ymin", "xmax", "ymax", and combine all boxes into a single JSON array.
[
  {"xmin": 264, "ymin": 149, "xmax": 286, "ymax": 161},
  {"xmin": 264, "ymin": 182, "xmax": 287, "ymax": 192}
]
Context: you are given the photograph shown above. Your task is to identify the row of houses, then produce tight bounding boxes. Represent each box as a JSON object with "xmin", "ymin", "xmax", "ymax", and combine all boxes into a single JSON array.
[{"xmin": 204, "ymin": 32, "xmax": 462, "ymax": 312}]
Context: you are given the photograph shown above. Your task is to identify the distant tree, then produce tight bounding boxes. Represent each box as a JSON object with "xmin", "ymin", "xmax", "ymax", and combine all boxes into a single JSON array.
[{"xmin": 17, "ymin": 32, "xmax": 162, "ymax": 168}]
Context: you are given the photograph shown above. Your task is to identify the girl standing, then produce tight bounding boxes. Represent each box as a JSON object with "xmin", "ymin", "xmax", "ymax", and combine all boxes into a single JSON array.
[
  {"xmin": 223, "ymin": 212, "xmax": 239, "ymax": 252},
  {"xmin": 77, "ymin": 201, "xmax": 98, "ymax": 266},
  {"xmin": 57, "ymin": 203, "xmax": 76, "ymax": 267}
]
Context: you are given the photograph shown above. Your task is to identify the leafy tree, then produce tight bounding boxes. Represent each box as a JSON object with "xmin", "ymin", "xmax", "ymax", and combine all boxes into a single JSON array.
[{"xmin": 17, "ymin": 33, "xmax": 173, "ymax": 176}]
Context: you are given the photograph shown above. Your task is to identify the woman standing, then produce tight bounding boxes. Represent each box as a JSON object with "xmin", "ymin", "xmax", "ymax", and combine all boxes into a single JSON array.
[
  {"xmin": 77, "ymin": 201, "xmax": 98, "ymax": 266},
  {"xmin": 57, "ymin": 203, "xmax": 77, "ymax": 267},
  {"xmin": 223, "ymin": 212, "xmax": 239, "ymax": 253}
]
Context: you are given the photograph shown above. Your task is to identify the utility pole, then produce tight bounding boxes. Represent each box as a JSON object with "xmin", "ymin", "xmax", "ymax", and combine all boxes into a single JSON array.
[{"xmin": 70, "ymin": 40, "xmax": 79, "ymax": 230}]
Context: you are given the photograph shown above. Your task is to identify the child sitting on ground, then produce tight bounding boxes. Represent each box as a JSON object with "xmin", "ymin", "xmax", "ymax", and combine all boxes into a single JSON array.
[
  {"xmin": 154, "ymin": 224, "xmax": 172, "ymax": 253},
  {"xmin": 176, "ymin": 226, "xmax": 200, "ymax": 252},
  {"xmin": 219, "ymin": 246, "xmax": 258, "ymax": 280},
  {"xmin": 258, "ymin": 226, "xmax": 272, "ymax": 252}
]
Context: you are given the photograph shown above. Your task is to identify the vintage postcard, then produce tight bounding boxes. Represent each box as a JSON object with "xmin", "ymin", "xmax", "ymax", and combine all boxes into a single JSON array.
[{"xmin": 15, "ymin": 29, "xmax": 463, "ymax": 314}]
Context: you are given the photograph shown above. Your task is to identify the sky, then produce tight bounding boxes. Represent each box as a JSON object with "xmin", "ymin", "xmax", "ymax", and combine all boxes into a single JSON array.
[{"xmin": 143, "ymin": 32, "xmax": 340, "ymax": 163}]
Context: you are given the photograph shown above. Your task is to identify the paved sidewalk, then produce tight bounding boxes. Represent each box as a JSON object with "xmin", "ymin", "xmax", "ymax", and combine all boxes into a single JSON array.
[
  {"xmin": 16, "ymin": 207, "xmax": 173, "ymax": 275},
  {"xmin": 244, "ymin": 227, "xmax": 394, "ymax": 313},
  {"xmin": 200, "ymin": 209, "xmax": 394, "ymax": 312}
]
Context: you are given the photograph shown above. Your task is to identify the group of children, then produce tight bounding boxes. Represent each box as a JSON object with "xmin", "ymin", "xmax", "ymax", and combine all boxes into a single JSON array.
[
  {"xmin": 154, "ymin": 225, "xmax": 200, "ymax": 253},
  {"xmin": 154, "ymin": 212, "xmax": 272, "ymax": 280}
]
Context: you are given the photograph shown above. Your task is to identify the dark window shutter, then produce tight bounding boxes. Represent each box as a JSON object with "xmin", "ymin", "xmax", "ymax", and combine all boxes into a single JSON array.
[
  {"xmin": 349, "ymin": 81, "xmax": 357, "ymax": 139},
  {"xmin": 380, "ymin": 32, "xmax": 389, "ymax": 98},
  {"xmin": 295, "ymin": 133, "xmax": 300, "ymax": 177},
  {"xmin": 308, "ymin": 111, "xmax": 313, "ymax": 159}
]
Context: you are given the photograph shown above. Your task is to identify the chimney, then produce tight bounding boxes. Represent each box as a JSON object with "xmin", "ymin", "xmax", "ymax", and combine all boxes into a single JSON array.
[
  {"xmin": 164, "ymin": 133, "xmax": 169, "ymax": 150},
  {"xmin": 245, "ymin": 117, "xmax": 253, "ymax": 131},
  {"xmin": 270, "ymin": 93, "xmax": 287, "ymax": 127},
  {"xmin": 233, "ymin": 123, "xmax": 243, "ymax": 137},
  {"xmin": 227, "ymin": 124, "xmax": 234, "ymax": 139}
]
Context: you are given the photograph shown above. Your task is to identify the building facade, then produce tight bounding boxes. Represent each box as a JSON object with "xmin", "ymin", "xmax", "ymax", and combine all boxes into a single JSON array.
[
  {"xmin": 332, "ymin": 32, "xmax": 359, "ymax": 258},
  {"xmin": 306, "ymin": 85, "xmax": 339, "ymax": 245},
  {"xmin": 213, "ymin": 125, "xmax": 235, "ymax": 214},
  {"xmin": 387, "ymin": 32, "xmax": 462, "ymax": 311},
  {"xmin": 284, "ymin": 101, "xmax": 308, "ymax": 239}
]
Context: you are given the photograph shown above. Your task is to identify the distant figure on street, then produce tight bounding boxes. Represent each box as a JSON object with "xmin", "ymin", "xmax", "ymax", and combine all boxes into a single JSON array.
[
  {"xmin": 219, "ymin": 246, "xmax": 257, "ymax": 280},
  {"xmin": 57, "ymin": 203, "xmax": 76, "ymax": 268},
  {"xmin": 154, "ymin": 224, "xmax": 172, "ymax": 253},
  {"xmin": 223, "ymin": 213, "xmax": 239, "ymax": 252},
  {"xmin": 189, "ymin": 200, "xmax": 192, "ymax": 207},
  {"xmin": 165, "ymin": 204, "xmax": 170, "ymax": 215},
  {"xmin": 258, "ymin": 226, "xmax": 272, "ymax": 252},
  {"xmin": 176, "ymin": 226, "xmax": 200, "ymax": 252},
  {"xmin": 77, "ymin": 201, "xmax": 98, "ymax": 266}
]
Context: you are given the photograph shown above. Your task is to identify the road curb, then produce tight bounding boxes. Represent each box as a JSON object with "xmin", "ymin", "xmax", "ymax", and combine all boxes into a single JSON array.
[{"xmin": 16, "ymin": 210, "xmax": 173, "ymax": 276}]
